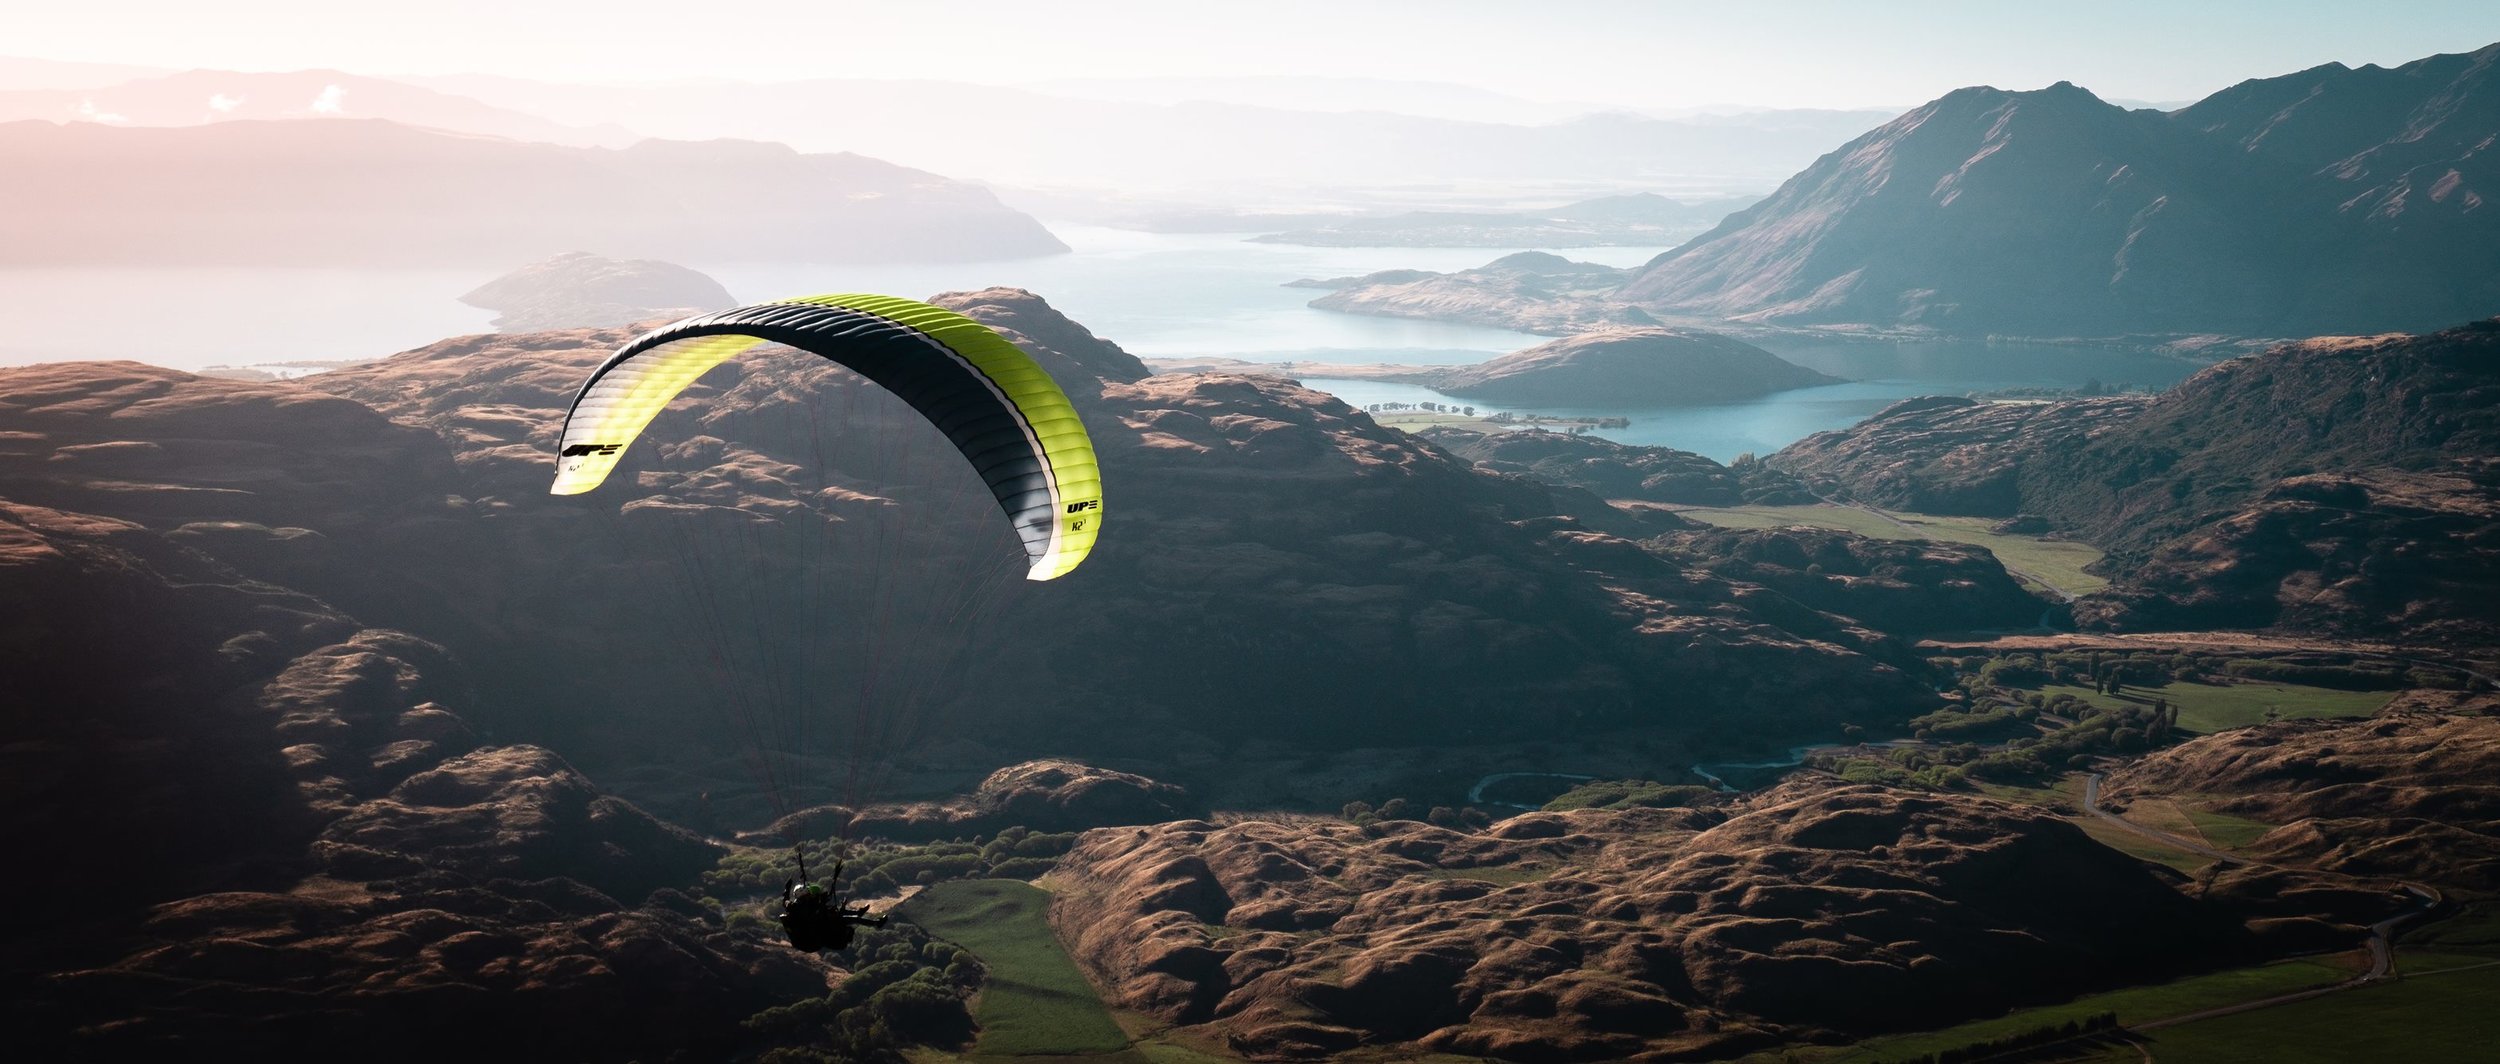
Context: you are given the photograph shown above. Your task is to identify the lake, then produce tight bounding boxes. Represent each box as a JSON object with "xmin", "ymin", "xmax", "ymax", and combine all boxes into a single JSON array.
[
  {"xmin": 0, "ymin": 227, "xmax": 1577, "ymax": 371},
  {"xmin": 1309, "ymin": 338, "xmax": 2199, "ymax": 462},
  {"xmin": 0, "ymin": 226, "xmax": 2205, "ymax": 458}
]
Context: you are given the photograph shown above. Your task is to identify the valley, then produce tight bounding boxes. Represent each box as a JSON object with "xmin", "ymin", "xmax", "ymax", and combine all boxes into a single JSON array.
[{"xmin": 7, "ymin": 20, "xmax": 2500, "ymax": 1064}]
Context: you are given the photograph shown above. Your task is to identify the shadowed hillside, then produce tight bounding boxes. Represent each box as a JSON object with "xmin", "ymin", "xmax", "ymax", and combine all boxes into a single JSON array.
[{"xmin": 0, "ymin": 292, "xmax": 1940, "ymax": 829}]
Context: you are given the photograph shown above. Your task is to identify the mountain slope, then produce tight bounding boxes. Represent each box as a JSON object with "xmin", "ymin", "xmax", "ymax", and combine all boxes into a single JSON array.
[
  {"xmin": 409, "ymin": 73, "xmax": 1893, "ymax": 188},
  {"xmin": 0, "ymin": 293, "xmax": 1939, "ymax": 828},
  {"xmin": 1620, "ymin": 44, "xmax": 2500, "ymax": 337}
]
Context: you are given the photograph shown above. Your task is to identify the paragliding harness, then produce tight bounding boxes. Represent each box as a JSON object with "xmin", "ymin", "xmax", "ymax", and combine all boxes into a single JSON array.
[{"xmin": 777, "ymin": 850, "xmax": 887, "ymax": 953}]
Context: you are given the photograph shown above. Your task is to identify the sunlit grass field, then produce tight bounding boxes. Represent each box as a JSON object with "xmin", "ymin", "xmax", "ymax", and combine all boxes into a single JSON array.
[
  {"xmin": 1746, "ymin": 956, "xmax": 2355, "ymax": 1063},
  {"xmin": 2139, "ymin": 962, "xmax": 2500, "ymax": 1062},
  {"xmin": 903, "ymin": 879, "xmax": 1132, "ymax": 1059},
  {"xmin": 2038, "ymin": 681, "xmax": 2392, "ymax": 734},
  {"xmin": 1672, "ymin": 503, "xmax": 2109, "ymax": 599}
]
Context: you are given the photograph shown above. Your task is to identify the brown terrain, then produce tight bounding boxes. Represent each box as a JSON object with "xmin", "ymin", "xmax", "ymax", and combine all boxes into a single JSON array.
[
  {"xmin": 1652, "ymin": 525, "xmax": 2054, "ymax": 635},
  {"xmin": 1771, "ymin": 319, "xmax": 2500, "ymax": 642},
  {"xmin": 1769, "ymin": 395, "xmax": 2153, "ymax": 517},
  {"xmin": 1050, "ymin": 779, "xmax": 2245, "ymax": 1061},
  {"xmin": 12, "ymin": 283, "xmax": 2497, "ymax": 1061},
  {"xmin": 0, "ymin": 499, "xmax": 827, "ymax": 1062},
  {"xmin": 1430, "ymin": 327, "xmax": 1839, "ymax": 406},
  {"xmin": 2105, "ymin": 708, "xmax": 2500, "ymax": 891},
  {"xmin": 0, "ymin": 292, "xmax": 2013, "ymax": 1057},
  {"xmin": 284, "ymin": 288, "xmax": 1936, "ymax": 802},
  {"xmin": 751, "ymin": 760, "xmax": 1202, "ymax": 845},
  {"xmin": 1419, "ymin": 427, "xmax": 1752, "ymax": 505}
]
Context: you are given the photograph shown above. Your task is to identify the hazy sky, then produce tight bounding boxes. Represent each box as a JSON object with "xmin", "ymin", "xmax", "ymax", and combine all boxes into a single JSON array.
[{"xmin": 17, "ymin": 0, "xmax": 2500, "ymax": 109}]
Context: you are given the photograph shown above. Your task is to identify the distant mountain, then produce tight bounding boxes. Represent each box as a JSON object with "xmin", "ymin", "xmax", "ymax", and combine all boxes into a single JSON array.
[
  {"xmin": 1434, "ymin": 327, "xmax": 1839, "ymax": 406},
  {"xmin": 1020, "ymin": 74, "xmax": 1606, "ymax": 124},
  {"xmin": 1621, "ymin": 44, "xmax": 2500, "ymax": 337},
  {"xmin": 0, "ymin": 119, "xmax": 1068, "ymax": 266},
  {"xmin": 405, "ymin": 73, "xmax": 1896, "ymax": 190},
  {"xmin": 1249, "ymin": 192, "xmax": 1760, "ymax": 248},
  {"xmin": 0, "ymin": 55, "xmax": 168, "ymax": 91},
  {"xmin": 1303, "ymin": 252, "xmax": 1648, "ymax": 334},
  {"xmin": 0, "ymin": 68, "xmax": 637, "ymax": 146},
  {"xmin": 459, "ymin": 253, "xmax": 737, "ymax": 331}
]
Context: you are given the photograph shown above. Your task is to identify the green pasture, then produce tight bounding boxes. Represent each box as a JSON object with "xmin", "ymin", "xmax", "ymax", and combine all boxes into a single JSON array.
[
  {"xmin": 904, "ymin": 879, "xmax": 1132, "ymax": 1058},
  {"xmin": 1673, "ymin": 504, "xmax": 2108, "ymax": 599},
  {"xmin": 2038, "ymin": 680, "xmax": 2391, "ymax": 734}
]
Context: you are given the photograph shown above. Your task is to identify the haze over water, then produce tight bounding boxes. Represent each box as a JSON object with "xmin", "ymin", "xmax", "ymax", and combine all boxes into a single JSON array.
[{"xmin": 0, "ymin": 224, "xmax": 2200, "ymax": 459}]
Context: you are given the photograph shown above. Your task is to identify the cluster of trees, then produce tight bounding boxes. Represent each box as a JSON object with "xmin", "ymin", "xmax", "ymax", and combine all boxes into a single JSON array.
[
  {"xmin": 2224, "ymin": 657, "xmax": 2430, "ymax": 691},
  {"xmin": 717, "ymin": 829, "xmax": 1092, "ymax": 1061},
  {"xmin": 743, "ymin": 922, "xmax": 983, "ymax": 1063},
  {"xmin": 1341, "ymin": 797, "xmax": 1495, "ymax": 830},
  {"xmin": 1364, "ymin": 400, "xmax": 1477, "ymax": 416},
  {"xmin": 1815, "ymin": 745, "xmax": 1973, "ymax": 790},
  {"xmin": 1905, "ymin": 705, "xmax": 2025, "ymax": 742},
  {"xmin": 1873, "ymin": 1011, "xmax": 2119, "ymax": 1064},
  {"xmin": 1961, "ymin": 697, "xmax": 2178, "ymax": 780},
  {"xmin": 704, "ymin": 826, "xmax": 1081, "ymax": 904},
  {"xmin": 1950, "ymin": 649, "xmax": 2215, "ymax": 693}
]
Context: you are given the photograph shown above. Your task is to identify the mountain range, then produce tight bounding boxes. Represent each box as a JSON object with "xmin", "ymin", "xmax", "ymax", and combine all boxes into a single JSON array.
[
  {"xmin": 1301, "ymin": 43, "xmax": 2500, "ymax": 340},
  {"xmin": 1620, "ymin": 44, "xmax": 2500, "ymax": 336},
  {"xmin": 0, "ymin": 58, "xmax": 1888, "ymax": 196},
  {"xmin": 0, "ymin": 118, "xmax": 1067, "ymax": 266},
  {"xmin": 0, "ymin": 69, "xmax": 635, "ymax": 146}
]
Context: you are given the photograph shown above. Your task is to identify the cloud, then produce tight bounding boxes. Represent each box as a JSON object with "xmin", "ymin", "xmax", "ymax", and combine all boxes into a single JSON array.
[
  {"xmin": 72, "ymin": 98, "xmax": 129, "ymax": 124},
  {"xmin": 208, "ymin": 93, "xmax": 246, "ymax": 114},
  {"xmin": 310, "ymin": 84, "xmax": 346, "ymax": 115}
]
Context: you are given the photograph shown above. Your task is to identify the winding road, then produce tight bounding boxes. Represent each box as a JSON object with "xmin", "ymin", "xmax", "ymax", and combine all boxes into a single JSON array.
[{"xmin": 2080, "ymin": 773, "xmax": 2445, "ymax": 1038}]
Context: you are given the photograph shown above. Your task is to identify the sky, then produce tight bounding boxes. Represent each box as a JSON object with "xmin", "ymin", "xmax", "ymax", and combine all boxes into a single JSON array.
[{"xmin": 13, "ymin": 0, "xmax": 2500, "ymax": 110}]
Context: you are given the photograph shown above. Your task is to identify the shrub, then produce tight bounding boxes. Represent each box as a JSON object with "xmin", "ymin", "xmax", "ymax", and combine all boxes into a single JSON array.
[{"xmin": 988, "ymin": 856, "xmax": 1057, "ymax": 880}]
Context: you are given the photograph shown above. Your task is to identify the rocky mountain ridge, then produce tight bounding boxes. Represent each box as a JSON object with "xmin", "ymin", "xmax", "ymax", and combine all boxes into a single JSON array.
[{"xmin": 1050, "ymin": 779, "xmax": 2245, "ymax": 1060}]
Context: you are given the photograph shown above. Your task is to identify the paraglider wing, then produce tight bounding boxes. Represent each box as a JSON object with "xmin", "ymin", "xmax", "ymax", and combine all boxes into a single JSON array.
[{"xmin": 548, "ymin": 293, "xmax": 1102, "ymax": 580}]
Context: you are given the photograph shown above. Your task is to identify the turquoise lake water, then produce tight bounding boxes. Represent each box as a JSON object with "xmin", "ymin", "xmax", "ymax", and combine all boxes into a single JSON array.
[{"xmin": 1310, "ymin": 337, "xmax": 2199, "ymax": 463}]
